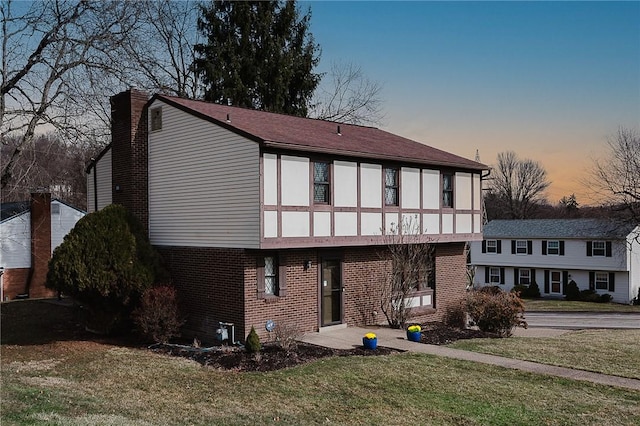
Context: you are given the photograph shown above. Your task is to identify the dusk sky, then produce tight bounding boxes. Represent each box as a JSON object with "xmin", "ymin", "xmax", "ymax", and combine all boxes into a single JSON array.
[{"xmin": 306, "ymin": 1, "xmax": 640, "ymax": 205}]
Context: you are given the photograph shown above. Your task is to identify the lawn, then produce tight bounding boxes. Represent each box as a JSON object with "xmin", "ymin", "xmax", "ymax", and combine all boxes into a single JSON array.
[
  {"xmin": 2, "ymin": 300, "xmax": 640, "ymax": 425},
  {"xmin": 525, "ymin": 299, "xmax": 640, "ymax": 312}
]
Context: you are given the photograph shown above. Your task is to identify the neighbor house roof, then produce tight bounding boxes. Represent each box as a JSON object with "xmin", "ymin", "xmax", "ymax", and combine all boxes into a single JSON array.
[
  {"xmin": 483, "ymin": 219, "xmax": 639, "ymax": 240},
  {"xmin": 153, "ymin": 95, "xmax": 487, "ymax": 171},
  {"xmin": 1, "ymin": 199, "xmax": 86, "ymax": 223}
]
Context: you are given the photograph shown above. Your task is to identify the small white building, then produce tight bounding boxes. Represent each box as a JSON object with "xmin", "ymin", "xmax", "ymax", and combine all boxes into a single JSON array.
[
  {"xmin": 470, "ymin": 219, "xmax": 640, "ymax": 304},
  {"xmin": 0, "ymin": 193, "xmax": 85, "ymax": 300}
]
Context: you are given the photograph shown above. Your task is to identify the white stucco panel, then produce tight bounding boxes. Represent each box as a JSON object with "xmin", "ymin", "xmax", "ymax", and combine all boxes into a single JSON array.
[
  {"xmin": 422, "ymin": 169, "xmax": 440, "ymax": 209},
  {"xmin": 334, "ymin": 161, "xmax": 358, "ymax": 207},
  {"xmin": 401, "ymin": 167, "xmax": 420, "ymax": 209},
  {"xmin": 423, "ymin": 214, "xmax": 440, "ymax": 235},
  {"xmin": 385, "ymin": 212, "xmax": 399, "ymax": 235},
  {"xmin": 361, "ymin": 212, "xmax": 382, "ymax": 236},
  {"xmin": 455, "ymin": 172, "xmax": 472, "ymax": 210},
  {"xmin": 401, "ymin": 213, "xmax": 421, "ymax": 235},
  {"xmin": 263, "ymin": 154, "xmax": 278, "ymax": 206},
  {"xmin": 455, "ymin": 213, "xmax": 472, "ymax": 234},
  {"xmin": 281, "ymin": 155, "xmax": 309, "ymax": 206},
  {"xmin": 360, "ymin": 163, "xmax": 382, "ymax": 208},
  {"xmin": 473, "ymin": 173, "xmax": 481, "ymax": 210},
  {"xmin": 281, "ymin": 211, "xmax": 309, "ymax": 237},
  {"xmin": 473, "ymin": 213, "xmax": 481, "ymax": 233},
  {"xmin": 264, "ymin": 211, "xmax": 278, "ymax": 238},
  {"xmin": 313, "ymin": 211, "xmax": 331, "ymax": 237},
  {"xmin": 334, "ymin": 212, "xmax": 358, "ymax": 236},
  {"xmin": 442, "ymin": 214, "xmax": 454, "ymax": 234}
]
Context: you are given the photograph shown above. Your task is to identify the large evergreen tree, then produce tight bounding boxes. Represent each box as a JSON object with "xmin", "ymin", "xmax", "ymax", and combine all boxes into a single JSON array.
[{"xmin": 194, "ymin": 0, "xmax": 320, "ymax": 116}]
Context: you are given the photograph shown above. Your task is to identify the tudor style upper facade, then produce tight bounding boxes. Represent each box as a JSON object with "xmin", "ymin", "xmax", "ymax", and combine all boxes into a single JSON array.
[{"xmin": 89, "ymin": 94, "xmax": 486, "ymax": 250}]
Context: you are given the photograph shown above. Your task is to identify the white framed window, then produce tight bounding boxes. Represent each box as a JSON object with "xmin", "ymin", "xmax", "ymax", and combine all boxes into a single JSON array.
[
  {"xmin": 547, "ymin": 240, "xmax": 560, "ymax": 255},
  {"xmin": 486, "ymin": 240, "xmax": 498, "ymax": 254},
  {"xmin": 489, "ymin": 267, "xmax": 501, "ymax": 284},
  {"xmin": 516, "ymin": 240, "xmax": 528, "ymax": 255},
  {"xmin": 594, "ymin": 272, "xmax": 608, "ymax": 290},
  {"xmin": 519, "ymin": 269, "xmax": 531, "ymax": 285},
  {"xmin": 592, "ymin": 241, "xmax": 606, "ymax": 257}
]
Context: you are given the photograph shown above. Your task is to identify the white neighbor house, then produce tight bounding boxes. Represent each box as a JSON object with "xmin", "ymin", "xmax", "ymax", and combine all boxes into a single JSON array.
[{"xmin": 470, "ymin": 219, "xmax": 640, "ymax": 304}]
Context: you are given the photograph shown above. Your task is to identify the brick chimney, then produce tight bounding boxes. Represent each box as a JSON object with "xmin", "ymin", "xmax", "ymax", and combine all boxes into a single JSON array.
[
  {"xmin": 28, "ymin": 192, "xmax": 55, "ymax": 298},
  {"xmin": 110, "ymin": 89, "xmax": 149, "ymax": 232}
]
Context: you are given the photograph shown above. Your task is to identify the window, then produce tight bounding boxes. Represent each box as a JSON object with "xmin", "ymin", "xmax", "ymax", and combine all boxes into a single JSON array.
[
  {"xmin": 486, "ymin": 240, "xmax": 498, "ymax": 254},
  {"xmin": 150, "ymin": 107, "xmax": 162, "ymax": 131},
  {"xmin": 313, "ymin": 162, "xmax": 330, "ymax": 203},
  {"xmin": 519, "ymin": 269, "xmax": 531, "ymax": 285},
  {"xmin": 592, "ymin": 241, "xmax": 606, "ymax": 257},
  {"xmin": 264, "ymin": 256, "xmax": 278, "ymax": 295},
  {"xmin": 442, "ymin": 173, "xmax": 453, "ymax": 208},
  {"xmin": 547, "ymin": 240, "xmax": 560, "ymax": 255},
  {"xmin": 594, "ymin": 272, "xmax": 608, "ymax": 290},
  {"xmin": 51, "ymin": 203, "xmax": 60, "ymax": 215},
  {"xmin": 516, "ymin": 240, "xmax": 528, "ymax": 255},
  {"xmin": 385, "ymin": 168, "xmax": 399, "ymax": 206},
  {"xmin": 489, "ymin": 267, "xmax": 501, "ymax": 284}
]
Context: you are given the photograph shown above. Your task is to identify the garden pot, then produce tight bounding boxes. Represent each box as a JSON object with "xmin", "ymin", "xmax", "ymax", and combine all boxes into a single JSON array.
[
  {"xmin": 362, "ymin": 337, "xmax": 377, "ymax": 350},
  {"xmin": 407, "ymin": 330, "xmax": 421, "ymax": 342}
]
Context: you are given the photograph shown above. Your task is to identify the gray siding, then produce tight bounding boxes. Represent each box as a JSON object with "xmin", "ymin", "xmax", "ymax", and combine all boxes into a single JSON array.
[{"xmin": 148, "ymin": 100, "xmax": 260, "ymax": 248}]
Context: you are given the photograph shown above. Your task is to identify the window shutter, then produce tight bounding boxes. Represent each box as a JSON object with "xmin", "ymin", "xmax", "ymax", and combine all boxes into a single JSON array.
[
  {"xmin": 497, "ymin": 240, "xmax": 502, "ymax": 254},
  {"xmin": 485, "ymin": 267, "xmax": 490, "ymax": 284},
  {"xmin": 562, "ymin": 271, "xmax": 569, "ymax": 295},
  {"xmin": 542, "ymin": 240, "xmax": 547, "ymax": 255},
  {"xmin": 608, "ymin": 273, "xmax": 615, "ymax": 292},
  {"xmin": 511, "ymin": 240, "xmax": 516, "ymax": 254},
  {"xmin": 256, "ymin": 257, "xmax": 266, "ymax": 299},
  {"xmin": 586, "ymin": 241, "xmax": 592, "ymax": 256},
  {"xmin": 589, "ymin": 271, "xmax": 595, "ymax": 290},
  {"xmin": 531, "ymin": 269, "xmax": 536, "ymax": 284},
  {"xmin": 606, "ymin": 242, "xmax": 612, "ymax": 257},
  {"xmin": 544, "ymin": 270, "xmax": 550, "ymax": 293},
  {"xmin": 482, "ymin": 240, "xmax": 486, "ymax": 253},
  {"xmin": 500, "ymin": 268, "xmax": 505, "ymax": 285},
  {"xmin": 278, "ymin": 261, "xmax": 288, "ymax": 297},
  {"xmin": 527, "ymin": 241, "xmax": 533, "ymax": 255},
  {"xmin": 559, "ymin": 241, "xmax": 565, "ymax": 256},
  {"xmin": 514, "ymin": 268, "xmax": 519, "ymax": 285}
]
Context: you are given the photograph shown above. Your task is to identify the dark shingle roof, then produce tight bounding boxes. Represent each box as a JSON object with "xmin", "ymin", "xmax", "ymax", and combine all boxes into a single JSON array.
[
  {"xmin": 153, "ymin": 95, "xmax": 487, "ymax": 171},
  {"xmin": 1, "ymin": 201, "xmax": 29, "ymax": 222},
  {"xmin": 483, "ymin": 219, "xmax": 639, "ymax": 240}
]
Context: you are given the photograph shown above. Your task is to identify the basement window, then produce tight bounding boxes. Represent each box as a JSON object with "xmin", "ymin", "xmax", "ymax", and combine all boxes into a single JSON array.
[{"xmin": 150, "ymin": 107, "xmax": 162, "ymax": 131}]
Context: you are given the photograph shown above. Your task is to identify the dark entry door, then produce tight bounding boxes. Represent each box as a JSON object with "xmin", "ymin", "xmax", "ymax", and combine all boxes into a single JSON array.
[{"xmin": 321, "ymin": 259, "xmax": 342, "ymax": 326}]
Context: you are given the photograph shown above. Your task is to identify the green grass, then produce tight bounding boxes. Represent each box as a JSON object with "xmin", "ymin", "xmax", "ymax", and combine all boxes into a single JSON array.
[
  {"xmin": 525, "ymin": 299, "xmax": 640, "ymax": 312},
  {"xmin": 2, "ymin": 300, "xmax": 640, "ymax": 425},
  {"xmin": 450, "ymin": 329, "xmax": 640, "ymax": 380}
]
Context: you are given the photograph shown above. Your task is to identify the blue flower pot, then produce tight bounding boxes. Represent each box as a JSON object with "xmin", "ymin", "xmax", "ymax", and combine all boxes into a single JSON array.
[
  {"xmin": 407, "ymin": 330, "xmax": 421, "ymax": 342},
  {"xmin": 363, "ymin": 337, "xmax": 377, "ymax": 350}
]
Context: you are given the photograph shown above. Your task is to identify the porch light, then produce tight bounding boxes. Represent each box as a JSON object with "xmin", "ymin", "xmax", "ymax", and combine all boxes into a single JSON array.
[{"xmin": 304, "ymin": 260, "xmax": 312, "ymax": 270}]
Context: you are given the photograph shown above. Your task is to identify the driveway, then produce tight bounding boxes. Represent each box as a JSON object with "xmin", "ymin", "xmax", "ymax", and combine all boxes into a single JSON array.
[{"xmin": 525, "ymin": 312, "xmax": 640, "ymax": 329}]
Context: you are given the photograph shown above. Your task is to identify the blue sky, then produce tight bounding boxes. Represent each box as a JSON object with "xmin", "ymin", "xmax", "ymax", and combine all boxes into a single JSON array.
[{"xmin": 306, "ymin": 1, "xmax": 640, "ymax": 204}]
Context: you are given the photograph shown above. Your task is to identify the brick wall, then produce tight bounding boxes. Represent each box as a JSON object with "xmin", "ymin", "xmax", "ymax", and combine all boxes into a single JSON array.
[
  {"xmin": 157, "ymin": 246, "xmax": 246, "ymax": 342},
  {"xmin": 2, "ymin": 268, "xmax": 30, "ymax": 300},
  {"xmin": 429, "ymin": 242, "xmax": 467, "ymax": 322},
  {"xmin": 110, "ymin": 89, "xmax": 149, "ymax": 232}
]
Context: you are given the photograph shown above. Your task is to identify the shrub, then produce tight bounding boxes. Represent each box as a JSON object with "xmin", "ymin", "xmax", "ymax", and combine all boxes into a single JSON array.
[
  {"xmin": 47, "ymin": 204, "xmax": 167, "ymax": 334},
  {"xmin": 478, "ymin": 285, "xmax": 503, "ymax": 295},
  {"xmin": 133, "ymin": 286, "xmax": 185, "ymax": 344},
  {"xmin": 443, "ymin": 301, "xmax": 467, "ymax": 329},
  {"xmin": 274, "ymin": 322, "xmax": 302, "ymax": 352},
  {"xmin": 565, "ymin": 280, "xmax": 581, "ymax": 301},
  {"xmin": 580, "ymin": 289, "xmax": 600, "ymax": 303},
  {"xmin": 466, "ymin": 288, "xmax": 527, "ymax": 337},
  {"xmin": 512, "ymin": 283, "xmax": 541, "ymax": 299},
  {"xmin": 527, "ymin": 282, "xmax": 541, "ymax": 298},
  {"xmin": 599, "ymin": 293, "xmax": 613, "ymax": 303},
  {"xmin": 633, "ymin": 288, "xmax": 640, "ymax": 306},
  {"xmin": 245, "ymin": 326, "xmax": 261, "ymax": 354}
]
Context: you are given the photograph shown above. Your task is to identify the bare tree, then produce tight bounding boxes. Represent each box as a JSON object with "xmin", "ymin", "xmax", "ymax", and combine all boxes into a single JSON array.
[
  {"xmin": 376, "ymin": 217, "xmax": 434, "ymax": 329},
  {"xmin": 589, "ymin": 127, "xmax": 640, "ymax": 225},
  {"xmin": 310, "ymin": 60, "xmax": 385, "ymax": 126},
  {"xmin": 487, "ymin": 151, "xmax": 550, "ymax": 219}
]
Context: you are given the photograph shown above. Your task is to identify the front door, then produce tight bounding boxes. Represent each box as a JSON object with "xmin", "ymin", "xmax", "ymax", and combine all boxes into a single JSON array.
[
  {"xmin": 550, "ymin": 271, "xmax": 562, "ymax": 294},
  {"xmin": 321, "ymin": 259, "xmax": 342, "ymax": 326}
]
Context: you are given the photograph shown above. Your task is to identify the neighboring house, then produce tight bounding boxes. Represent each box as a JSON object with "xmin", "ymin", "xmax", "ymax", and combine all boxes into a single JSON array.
[
  {"xmin": 87, "ymin": 89, "xmax": 487, "ymax": 341},
  {"xmin": 470, "ymin": 219, "xmax": 640, "ymax": 304},
  {"xmin": 0, "ymin": 193, "xmax": 85, "ymax": 301}
]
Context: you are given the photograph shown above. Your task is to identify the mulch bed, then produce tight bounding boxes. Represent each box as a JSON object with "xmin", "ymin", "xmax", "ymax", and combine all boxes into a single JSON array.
[{"xmin": 419, "ymin": 322, "xmax": 497, "ymax": 345}]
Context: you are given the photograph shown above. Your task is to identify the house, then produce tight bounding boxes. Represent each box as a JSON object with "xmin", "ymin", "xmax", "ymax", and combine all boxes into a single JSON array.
[
  {"xmin": 86, "ymin": 89, "xmax": 487, "ymax": 341},
  {"xmin": 0, "ymin": 192, "xmax": 85, "ymax": 301},
  {"xmin": 470, "ymin": 219, "xmax": 640, "ymax": 304}
]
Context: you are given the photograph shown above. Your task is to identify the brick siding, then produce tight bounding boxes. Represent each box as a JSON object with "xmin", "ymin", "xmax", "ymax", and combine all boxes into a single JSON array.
[{"xmin": 2, "ymin": 268, "xmax": 30, "ymax": 300}]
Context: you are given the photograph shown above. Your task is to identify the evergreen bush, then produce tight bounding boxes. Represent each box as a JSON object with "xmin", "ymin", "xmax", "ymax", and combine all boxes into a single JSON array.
[
  {"xmin": 565, "ymin": 280, "xmax": 581, "ymax": 301},
  {"xmin": 245, "ymin": 326, "xmax": 261, "ymax": 354}
]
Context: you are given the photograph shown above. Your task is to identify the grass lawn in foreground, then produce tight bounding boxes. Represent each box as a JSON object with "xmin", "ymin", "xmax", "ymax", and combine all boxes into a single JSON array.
[
  {"xmin": 525, "ymin": 299, "xmax": 640, "ymax": 312},
  {"xmin": 450, "ymin": 329, "xmax": 640, "ymax": 380}
]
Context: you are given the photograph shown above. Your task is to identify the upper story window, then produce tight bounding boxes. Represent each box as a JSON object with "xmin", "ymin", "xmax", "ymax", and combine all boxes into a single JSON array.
[
  {"xmin": 547, "ymin": 240, "xmax": 560, "ymax": 255},
  {"xmin": 592, "ymin": 241, "xmax": 606, "ymax": 257},
  {"xmin": 150, "ymin": 107, "xmax": 162, "ymax": 131},
  {"xmin": 483, "ymin": 239, "xmax": 501, "ymax": 254},
  {"xmin": 442, "ymin": 173, "xmax": 453, "ymax": 208},
  {"xmin": 385, "ymin": 167, "xmax": 399, "ymax": 206},
  {"xmin": 313, "ymin": 162, "xmax": 330, "ymax": 204},
  {"xmin": 515, "ymin": 240, "xmax": 529, "ymax": 255}
]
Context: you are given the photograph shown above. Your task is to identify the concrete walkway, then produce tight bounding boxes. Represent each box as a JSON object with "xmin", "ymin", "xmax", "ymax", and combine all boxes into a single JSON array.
[{"xmin": 300, "ymin": 326, "xmax": 640, "ymax": 392}]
